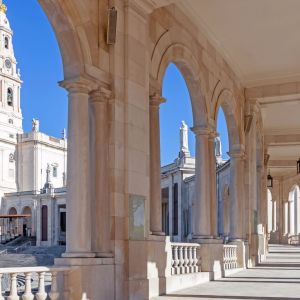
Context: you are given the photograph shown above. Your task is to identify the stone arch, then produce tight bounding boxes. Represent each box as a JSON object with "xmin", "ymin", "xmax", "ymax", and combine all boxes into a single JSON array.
[
  {"xmin": 151, "ymin": 40, "xmax": 208, "ymax": 128},
  {"xmin": 38, "ymin": 0, "xmax": 91, "ymax": 79},
  {"xmin": 8, "ymin": 207, "xmax": 17, "ymax": 215},
  {"xmin": 212, "ymin": 82, "xmax": 241, "ymax": 152}
]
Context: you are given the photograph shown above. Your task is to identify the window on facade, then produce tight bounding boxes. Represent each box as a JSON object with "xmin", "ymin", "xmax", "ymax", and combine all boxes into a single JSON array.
[
  {"xmin": 8, "ymin": 118, "xmax": 13, "ymax": 124},
  {"xmin": 41, "ymin": 205, "xmax": 48, "ymax": 241},
  {"xmin": 53, "ymin": 166, "xmax": 57, "ymax": 177},
  {"xmin": 7, "ymin": 88, "xmax": 13, "ymax": 106},
  {"xmin": 4, "ymin": 36, "xmax": 9, "ymax": 49}
]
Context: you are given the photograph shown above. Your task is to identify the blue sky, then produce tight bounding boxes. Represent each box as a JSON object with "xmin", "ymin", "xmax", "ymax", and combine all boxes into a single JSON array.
[
  {"xmin": 6, "ymin": 2, "xmax": 229, "ymax": 165},
  {"xmin": 6, "ymin": 1, "xmax": 67, "ymax": 137}
]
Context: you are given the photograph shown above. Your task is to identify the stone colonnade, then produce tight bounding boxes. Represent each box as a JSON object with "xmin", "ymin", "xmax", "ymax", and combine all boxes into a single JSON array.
[{"xmin": 38, "ymin": 0, "xmax": 271, "ymax": 298}]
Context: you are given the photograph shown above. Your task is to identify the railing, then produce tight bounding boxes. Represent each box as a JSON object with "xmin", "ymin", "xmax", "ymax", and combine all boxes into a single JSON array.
[
  {"xmin": 223, "ymin": 245, "xmax": 237, "ymax": 270},
  {"xmin": 171, "ymin": 243, "xmax": 200, "ymax": 275},
  {"xmin": 0, "ymin": 266, "xmax": 72, "ymax": 299},
  {"xmin": 289, "ymin": 235, "xmax": 300, "ymax": 245},
  {"xmin": 9, "ymin": 241, "xmax": 32, "ymax": 254}
]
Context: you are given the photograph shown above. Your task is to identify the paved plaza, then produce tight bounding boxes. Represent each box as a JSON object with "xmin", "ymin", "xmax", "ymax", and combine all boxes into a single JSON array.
[{"xmin": 155, "ymin": 245, "xmax": 300, "ymax": 300}]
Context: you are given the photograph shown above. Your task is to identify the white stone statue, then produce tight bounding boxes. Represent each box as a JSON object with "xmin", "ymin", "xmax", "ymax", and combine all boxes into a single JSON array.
[
  {"xmin": 32, "ymin": 118, "xmax": 39, "ymax": 132},
  {"xmin": 180, "ymin": 120, "xmax": 189, "ymax": 152},
  {"xmin": 215, "ymin": 135, "xmax": 223, "ymax": 164}
]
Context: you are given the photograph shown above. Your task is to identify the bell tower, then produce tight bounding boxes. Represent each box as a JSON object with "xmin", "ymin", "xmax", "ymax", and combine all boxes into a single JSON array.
[
  {"xmin": 0, "ymin": 2, "xmax": 23, "ymax": 135},
  {"xmin": 0, "ymin": 2, "xmax": 23, "ymax": 196}
]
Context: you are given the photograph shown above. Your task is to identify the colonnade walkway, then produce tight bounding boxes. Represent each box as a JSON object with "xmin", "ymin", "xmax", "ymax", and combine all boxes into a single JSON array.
[{"xmin": 155, "ymin": 244, "xmax": 300, "ymax": 300}]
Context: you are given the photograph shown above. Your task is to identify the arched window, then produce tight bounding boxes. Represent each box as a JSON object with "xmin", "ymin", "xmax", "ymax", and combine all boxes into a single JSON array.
[
  {"xmin": 4, "ymin": 36, "xmax": 9, "ymax": 49},
  {"xmin": 7, "ymin": 88, "xmax": 13, "ymax": 106}
]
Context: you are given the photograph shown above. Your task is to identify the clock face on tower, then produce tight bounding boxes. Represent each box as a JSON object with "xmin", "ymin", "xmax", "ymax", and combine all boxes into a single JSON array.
[{"xmin": 5, "ymin": 58, "xmax": 11, "ymax": 69}]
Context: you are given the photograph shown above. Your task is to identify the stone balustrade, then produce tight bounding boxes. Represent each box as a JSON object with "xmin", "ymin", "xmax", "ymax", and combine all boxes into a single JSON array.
[
  {"xmin": 0, "ymin": 266, "xmax": 72, "ymax": 299},
  {"xmin": 223, "ymin": 245, "xmax": 238, "ymax": 270},
  {"xmin": 171, "ymin": 243, "xmax": 200, "ymax": 275}
]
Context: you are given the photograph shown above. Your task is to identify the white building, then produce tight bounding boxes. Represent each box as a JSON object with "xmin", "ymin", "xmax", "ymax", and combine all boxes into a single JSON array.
[
  {"xmin": 0, "ymin": 6, "xmax": 67, "ymax": 246},
  {"xmin": 161, "ymin": 121, "xmax": 230, "ymax": 242}
]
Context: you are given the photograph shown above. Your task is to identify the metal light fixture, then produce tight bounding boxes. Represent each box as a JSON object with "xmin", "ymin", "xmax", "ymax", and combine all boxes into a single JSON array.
[
  {"xmin": 297, "ymin": 158, "xmax": 300, "ymax": 174},
  {"xmin": 267, "ymin": 170, "xmax": 273, "ymax": 188}
]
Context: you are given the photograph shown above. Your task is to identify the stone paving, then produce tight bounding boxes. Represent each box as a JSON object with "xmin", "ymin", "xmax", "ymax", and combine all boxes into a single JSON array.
[{"xmin": 155, "ymin": 244, "xmax": 300, "ymax": 300}]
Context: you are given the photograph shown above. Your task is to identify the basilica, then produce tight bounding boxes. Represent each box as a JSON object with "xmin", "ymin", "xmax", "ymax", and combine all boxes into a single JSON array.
[{"xmin": 0, "ymin": 5, "xmax": 67, "ymax": 246}]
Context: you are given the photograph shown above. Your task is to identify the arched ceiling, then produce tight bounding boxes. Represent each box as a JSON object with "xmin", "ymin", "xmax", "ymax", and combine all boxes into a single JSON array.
[{"xmin": 177, "ymin": 0, "xmax": 300, "ymax": 87}]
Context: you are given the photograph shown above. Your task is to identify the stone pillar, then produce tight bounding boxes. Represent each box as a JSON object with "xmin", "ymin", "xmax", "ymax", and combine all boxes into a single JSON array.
[
  {"xmin": 60, "ymin": 79, "xmax": 96, "ymax": 257},
  {"xmin": 90, "ymin": 88, "xmax": 113, "ymax": 257},
  {"xmin": 229, "ymin": 151, "xmax": 245, "ymax": 240},
  {"xmin": 192, "ymin": 127, "xmax": 212, "ymax": 239},
  {"xmin": 209, "ymin": 131, "xmax": 218, "ymax": 237},
  {"xmin": 289, "ymin": 200, "xmax": 294, "ymax": 235},
  {"xmin": 272, "ymin": 200, "xmax": 276, "ymax": 231},
  {"xmin": 149, "ymin": 94, "xmax": 165, "ymax": 236},
  {"xmin": 168, "ymin": 179, "xmax": 173, "ymax": 238}
]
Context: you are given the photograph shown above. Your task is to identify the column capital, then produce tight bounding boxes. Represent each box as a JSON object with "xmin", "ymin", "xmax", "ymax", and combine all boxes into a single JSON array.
[
  {"xmin": 90, "ymin": 87, "xmax": 112, "ymax": 104},
  {"xmin": 59, "ymin": 77, "xmax": 98, "ymax": 94},
  {"xmin": 149, "ymin": 93, "xmax": 166, "ymax": 107},
  {"xmin": 191, "ymin": 126, "xmax": 210, "ymax": 136}
]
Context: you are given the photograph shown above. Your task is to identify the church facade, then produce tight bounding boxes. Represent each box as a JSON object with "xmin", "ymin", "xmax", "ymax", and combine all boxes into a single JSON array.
[{"xmin": 0, "ymin": 7, "xmax": 67, "ymax": 246}]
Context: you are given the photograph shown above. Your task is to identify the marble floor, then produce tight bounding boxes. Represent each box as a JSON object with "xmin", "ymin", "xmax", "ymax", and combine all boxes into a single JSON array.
[{"xmin": 154, "ymin": 244, "xmax": 300, "ymax": 300}]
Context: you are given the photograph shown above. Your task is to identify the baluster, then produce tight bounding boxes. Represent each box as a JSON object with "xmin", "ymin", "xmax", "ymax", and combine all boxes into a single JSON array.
[
  {"xmin": 178, "ymin": 246, "xmax": 184, "ymax": 274},
  {"xmin": 173, "ymin": 246, "xmax": 179, "ymax": 275},
  {"xmin": 193, "ymin": 246, "xmax": 199, "ymax": 272},
  {"xmin": 188, "ymin": 246, "xmax": 193, "ymax": 273},
  {"xmin": 22, "ymin": 272, "xmax": 34, "ymax": 300},
  {"xmin": 49, "ymin": 271, "xmax": 59, "ymax": 300},
  {"xmin": 35, "ymin": 272, "xmax": 47, "ymax": 300},
  {"xmin": 8, "ymin": 273, "xmax": 19, "ymax": 300},
  {"xmin": 183, "ymin": 246, "xmax": 189, "ymax": 274},
  {"xmin": 171, "ymin": 246, "xmax": 175, "ymax": 275},
  {"xmin": 0, "ymin": 274, "xmax": 4, "ymax": 300}
]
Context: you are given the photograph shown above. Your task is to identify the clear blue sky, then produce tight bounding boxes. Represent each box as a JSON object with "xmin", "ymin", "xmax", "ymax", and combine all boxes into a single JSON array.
[
  {"xmin": 6, "ymin": 0, "xmax": 67, "ymax": 137},
  {"xmin": 7, "ymin": 2, "xmax": 229, "ymax": 165}
]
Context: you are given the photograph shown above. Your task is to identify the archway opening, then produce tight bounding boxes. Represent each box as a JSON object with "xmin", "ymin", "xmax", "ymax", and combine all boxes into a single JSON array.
[
  {"xmin": 160, "ymin": 63, "xmax": 195, "ymax": 241},
  {"xmin": 215, "ymin": 106, "xmax": 230, "ymax": 238},
  {"xmin": 21, "ymin": 206, "xmax": 32, "ymax": 237}
]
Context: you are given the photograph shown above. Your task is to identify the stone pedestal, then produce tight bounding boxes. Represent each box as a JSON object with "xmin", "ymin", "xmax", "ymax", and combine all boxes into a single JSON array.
[{"xmin": 55, "ymin": 257, "xmax": 115, "ymax": 300}]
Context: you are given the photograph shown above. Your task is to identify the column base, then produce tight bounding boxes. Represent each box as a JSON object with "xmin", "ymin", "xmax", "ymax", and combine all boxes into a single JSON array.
[
  {"xmin": 151, "ymin": 231, "xmax": 166, "ymax": 236},
  {"xmin": 62, "ymin": 252, "xmax": 96, "ymax": 258},
  {"xmin": 192, "ymin": 235, "xmax": 223, "ymax": 244}
]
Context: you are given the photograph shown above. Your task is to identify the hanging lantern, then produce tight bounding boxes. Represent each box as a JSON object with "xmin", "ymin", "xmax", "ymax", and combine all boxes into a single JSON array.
[
  {"xmin": 297, "ymin": 158, "xmax": 300, "ymax": 174},
  {"xmin": 267, "ymin": 170, "xmax": 273, "ymax": 188}
]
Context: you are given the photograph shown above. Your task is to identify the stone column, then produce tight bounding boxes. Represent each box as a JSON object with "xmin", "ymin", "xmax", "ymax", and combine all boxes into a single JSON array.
[
  {"xmin": 168, "ymin": 179, "xmax": 173, "ymax": 238},
  {"xmin": 60, "ymin": 79, "xmax": 96, "ymax": 257},
  {"xmin": 90, "ymin": 88, "xmax": 113, "ymax": 257},
  {"xmin": 289, "ymin": 200, "xmax": 294, "ymax": 235},
  {"xmin": 209, "ymin": 131, "xmax": 218, "ymax": 237},
  {"xmin": 149, "ymin": 94, "xmax": 165, "ymax": 236},
  {"xmin": 229, "ymin": 151, "xmax": 245, "ymax": 240},
  {"xmin": 192, "ymin": 127, "xmax": 212, "ymax": 239},
  {"xmin": 272, "ymin": 200, "xmax": 276, "ymax": 231}
]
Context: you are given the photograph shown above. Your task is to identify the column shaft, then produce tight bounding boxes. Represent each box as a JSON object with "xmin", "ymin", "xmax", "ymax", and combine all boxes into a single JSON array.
[
  {"xmin": 60, "ymin": 79, "xmax": 96, "ymax": 257},
  {"xmin": 149, "ymin": 95, "xmax": 165, "ymax": 235},
  {"xmin": 229, "ymin": 153, "xmax": 245, "ymax": 240},
  {"xmin": 90, "ymin": 89, "xmax": 112, "ymax": 257},
  {"xmin": 192, "ymin": 128, "xmax": 211, "ymax": 238},
  {"xmin": 209, "ymin": 134, "xmax": 217, "ymax": 237}
]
